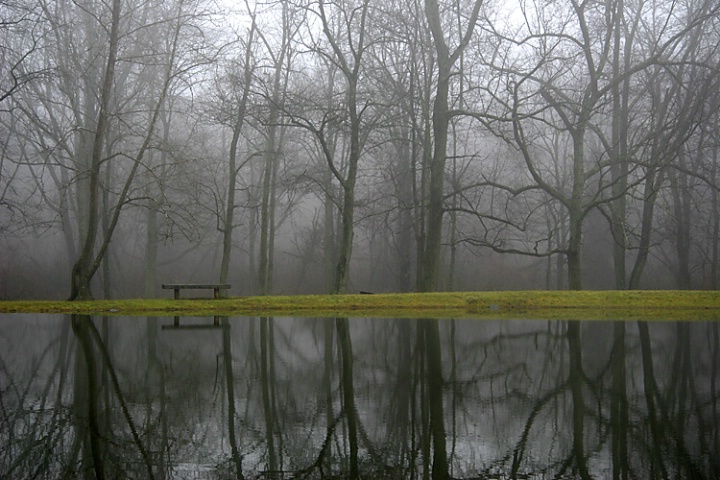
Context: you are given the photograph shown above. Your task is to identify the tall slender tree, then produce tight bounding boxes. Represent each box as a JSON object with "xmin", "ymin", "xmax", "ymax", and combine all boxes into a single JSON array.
[
  {"xmin": 218, "ymin": 15, "xmax": 257, "ymax": 290},
  {"xmin": 420, "ymin": 0, "xmax": 484, "ymax": 292}
]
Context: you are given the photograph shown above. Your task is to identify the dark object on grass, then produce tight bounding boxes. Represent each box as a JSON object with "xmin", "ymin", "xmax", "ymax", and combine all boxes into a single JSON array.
[{"xmin": 161, "ymin": 284, "xmax": 231, "ymax": 299}]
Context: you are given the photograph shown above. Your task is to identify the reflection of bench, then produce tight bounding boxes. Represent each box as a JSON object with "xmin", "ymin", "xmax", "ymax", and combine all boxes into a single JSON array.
[
  {"xmin": 161, "ymin": 284, "xmax": 231, "ymax": 299},
  {"xmin": 162, "ymin": 316, "xmax": 226, "ymax": 330}
]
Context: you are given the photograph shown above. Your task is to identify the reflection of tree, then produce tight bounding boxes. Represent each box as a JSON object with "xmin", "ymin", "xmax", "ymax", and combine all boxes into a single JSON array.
[
  {"xmin": 503, "ymin": 321, "xmax": 595, "ymax": 479},
  {"xmin": 160, "ymin": 317, "xmax": 252, "ymax": 476},
  {"xmin": 509, "ymin": 379, "xmax": 567, "ymax": 478},
  {"xmin": 637, "ymin": 321, "xmax": 718, "ymax": 479},
  {"xmin": 336, "ymin": 317, "xmax": 359, "ymax": 478},
  {"xmin": 3, "ymin": 316, "xmax": 720, "ymax": 479},
  {"xmin": 85, "ymin": 316, "xmax": 155, "ymax": 478},
  {"xmin": 68, "ymin": 315, "xmax": 155, "ymax": 479},
  {"xmin": 385, "ymin": 318, "xmax": 415, "ymax": 474},
  {"xmin": 637, "ymin": 321, "xmax": 666, "ymax": 477},
  {"xmin": 711, "ymin": 321, "xmax": 720, "ymax": 477},
  {"xmin": 296, "ymin": 317, "xmax": 358, "ymax": 478},
  {"xmin": 610, "ymin": 321, "xmax": 629, "ymax": 480},
  {"xmin": 418, "ymin": 322, "xmax": 431, "ymax": 479},
  {"xmin": 144, "ymin": 317, "xmax": 168, "ymax": 479},
  {"xmin": 319, "ymin": 317, "xmax": 335, "ymax": 474},
  {"xmin": 669, "ymin": 322, "xmax": 702, "ymax": 478},
  {"xmin": 2, "ymin": 316, "xmax": 222, "ymax": 478},
  {"xmin": 259, "ymin": 316, "xmax": 281, "ymax": 475},
  {"xmin": 70, "ymin": 315, "xmax": 105, "ymax": 479},
  {"xmin": 1, "ymin": 318, "xmax": 72, "ymax": 477},
  {"xmin": 566, "ymin": 321, "xmax": 591, "ymax": 480},
  {"xmin": 221, "ymin": 317, "xmax": 244, "ymax": 479},
  {"xmin": 421, "ymin": 318, "xmax": 449, "ymax": 480}
]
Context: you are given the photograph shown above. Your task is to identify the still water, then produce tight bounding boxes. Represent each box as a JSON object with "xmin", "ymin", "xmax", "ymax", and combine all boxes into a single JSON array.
[{"xmin": 1, "ymin": 314, "xmax": 718, "ymax": 479}]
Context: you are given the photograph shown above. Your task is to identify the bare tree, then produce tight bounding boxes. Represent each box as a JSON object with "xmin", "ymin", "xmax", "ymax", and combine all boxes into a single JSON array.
[
  {"xmin": 420, "ymin": 0, "xmax": 485, "ymax": 292},
  {"xmin": 283, "ymin": 0, "xmax": 376, "ymax": 294},
  {"xmin": 1, "ymin": 0, "xmax": 220, "ymax": 298},
  {"xmin": 67, "ymin": 0, "xmax": 216, "ymax": 298},
  {"xmin": 455, "ymin": 0, "xmax": 720, "ymax": 290},
  {"xmin": 255, "ymin": 0, "xmax": 299, "ymax": 295},
  {"xmin": 216, "ymin": 15, "xmax": 257, "ymax": 290},
  {"xmin": 68, "ymin": 0, "xmax": 123, "ymax": 300},
  {"xmin": 0, "ymin": 0, "xmax": 44, "ymax": 104}
]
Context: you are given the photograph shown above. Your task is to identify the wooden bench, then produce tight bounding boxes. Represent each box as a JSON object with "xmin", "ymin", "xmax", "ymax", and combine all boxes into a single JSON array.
[{"xmin": 161, "ymin": 284, "xmax": 231, "ymax": 299}]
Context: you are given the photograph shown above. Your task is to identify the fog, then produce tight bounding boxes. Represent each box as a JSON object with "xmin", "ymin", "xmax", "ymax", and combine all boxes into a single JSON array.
[{"xmin": 1, "ymin": 0, "xmax": 719, "ymax": 299}]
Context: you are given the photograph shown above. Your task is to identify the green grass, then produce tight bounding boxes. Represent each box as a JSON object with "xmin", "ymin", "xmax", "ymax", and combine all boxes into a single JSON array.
[{"xmin": 1, "ymin": 290, "xmax": 719, "ymax": 320}]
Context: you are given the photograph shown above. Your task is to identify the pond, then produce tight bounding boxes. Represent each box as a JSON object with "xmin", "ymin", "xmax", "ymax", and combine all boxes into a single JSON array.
[{"xmin": 1, "ymin": 314, "xmax": 718, "ymax": 479}]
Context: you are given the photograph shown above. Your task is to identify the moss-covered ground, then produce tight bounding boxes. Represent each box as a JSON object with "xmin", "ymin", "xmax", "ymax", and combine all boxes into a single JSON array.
[{"xmin": 1, "ymin": 290, "xmax": 719, "ymax": 320}]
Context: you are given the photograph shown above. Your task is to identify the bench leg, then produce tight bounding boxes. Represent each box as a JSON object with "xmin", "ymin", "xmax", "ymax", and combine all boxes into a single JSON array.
[
  {"xmin": 214, "ymin": 288, "xmax": 220, "ymax": 299},
  {"xmin": 174, "ymin": 288, "xmax": 180, "ymax": 300}
]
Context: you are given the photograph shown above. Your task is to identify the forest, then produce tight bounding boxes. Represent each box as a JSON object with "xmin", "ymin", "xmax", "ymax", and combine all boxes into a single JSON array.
[{"xmin": 1, "ymin": 0, "xmax": 719, "ymax": 299}]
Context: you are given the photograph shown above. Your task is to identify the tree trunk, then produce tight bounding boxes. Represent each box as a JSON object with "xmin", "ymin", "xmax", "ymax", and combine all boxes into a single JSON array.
[
  {"xmin": 420, "ymin": 57, "xmax": 450, "ymax": 292},
  {"xmin": 567, "ymin": 125, "xmax": 588, "ymax": 291},
  {"xmin": 628, "ymin": 168, "xmax": 664, "ymax": 289},
  {"xmin": 396, "ymin": 122, "xmax": 415, "ymax": 292},
  {"xmin": 70, "ymin": 0, "xmax": 181, "ymax": 300},
  {"xmin": 331, "ymin": 67, "xmax": 362, "ymax": 294},
  {"xmin": 220, "ymin": 21, "xmax": 255, "ymax": 290},
  {"xmin": 420, "ymin": 0, "xmax": 484, "ymax": 292},
  {"xmin": 609, "ymin": 0, "xmax": 632, "ymax": 290},
  {"xmin": 315, "ymin": 0, "xmax": 369, "ymax": 294},
  {"xmin": 710, "ymin": 145, "xmax": 719, "ymax": 289},
  {"xmin": 145, "ymin": 111, "xmax": 172, "ymax": 297},
  {"xmin": 567, "ymin": 209, "xmax": 584, "ymax": 291},
  {"xmin": 258, "ymin": 1, "xmax": 291, "ymax": 296},
  {"xmin": 324, "ymin": 167, "xmax": 337, "ymax": 292},
  {"xmin": 668, "ymin": 164, "xmax": 693, "ymax": 289},
  {"xmin": 333, "ymin": 157, "xmax": 357, "ymax": 294},
  {"xmin": 69, "ymin": 0, "xmax": 122, "ymax": 300},
  {"xmin": 415, "ymin": 93, "xmax": 432, "ymax": 291}
]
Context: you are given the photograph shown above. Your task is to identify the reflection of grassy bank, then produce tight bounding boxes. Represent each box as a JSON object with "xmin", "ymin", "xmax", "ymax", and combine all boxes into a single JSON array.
[{"xmin": 1, "ymin": 290, "xmax": 719, "ymax": 320}]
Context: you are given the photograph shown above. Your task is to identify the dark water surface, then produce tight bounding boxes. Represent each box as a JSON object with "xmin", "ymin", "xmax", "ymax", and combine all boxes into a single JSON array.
[{"xmin": 1, "ymin": 314, "xmax": 718, "ymax": 479}]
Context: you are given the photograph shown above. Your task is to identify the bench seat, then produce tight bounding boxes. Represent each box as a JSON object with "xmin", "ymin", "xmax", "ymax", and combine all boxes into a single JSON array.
[{"xmin": 161, "ymin": 284, "xmax": 231, "ymax": 299}]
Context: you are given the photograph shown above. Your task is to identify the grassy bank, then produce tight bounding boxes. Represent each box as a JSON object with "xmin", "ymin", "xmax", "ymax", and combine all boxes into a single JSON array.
[{"xmin": 1, "ymin": 290, "xmax": 719, "ymax": 320}]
